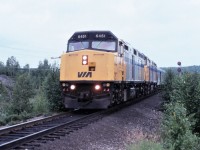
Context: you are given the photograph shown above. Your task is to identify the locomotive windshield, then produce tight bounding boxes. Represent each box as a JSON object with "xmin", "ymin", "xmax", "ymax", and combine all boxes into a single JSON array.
[
  {"xmin": 68, "ymin": 41, "xmax": 89, "ymax": 52},
  {"xmin": 92, "ymin": 41, "xmax": 116, "ymax": 51},
  {"xmin": 67, "ymin": 31, "xmax": 118, "ymax": 52}
]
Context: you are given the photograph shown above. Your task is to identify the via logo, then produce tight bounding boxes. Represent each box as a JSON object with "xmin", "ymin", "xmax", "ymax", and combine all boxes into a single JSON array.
[{"xmin": 78, "ymin": 72, "xmax": 92, "ymax": 78}]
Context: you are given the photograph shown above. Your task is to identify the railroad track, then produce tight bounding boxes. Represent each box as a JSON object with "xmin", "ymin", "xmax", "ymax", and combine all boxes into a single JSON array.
[
  {"xmin": 0, "ymin": 92, "xmax": 158, "ymax": 150},
  {"xmin": 0, "ymin": 111, "xmax": 97, "ymax": 150}
]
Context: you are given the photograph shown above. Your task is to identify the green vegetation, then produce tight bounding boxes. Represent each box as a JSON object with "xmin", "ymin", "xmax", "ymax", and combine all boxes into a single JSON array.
[
  {"xmin": 128, "ymin": 68, "xmax": 200, "ymax": 150},
  {"xmin": 30, "ymin": 89, "xmax": 49, "ymax": 115},
  {"xmin": 162, "ymin": 69, "xmax": 175, "ymax": 102},
  {"xmin": 11, "ymin": 74, "xmax": 34, "ymax": 115},
  {"xmin": 43, "ymin": 68, "xmax": 64, "ymax": 111},
  {"xmin": 162, "ymin": 102, "xmax": 199, "ymax": 150},
  {"xmin": 161, "ymin": 69, "xmax": 200, "ymax": 150},
  {"xmin": 128, "ymin": 140, "xmax": 163, "ymax": 150},
  {"xmin": 0, "ymin": 56, "xmax": 64, "ymax": 125},
  {"xmin": 1, "ymin": 57, "xmax": 200, "ymax": 149}
]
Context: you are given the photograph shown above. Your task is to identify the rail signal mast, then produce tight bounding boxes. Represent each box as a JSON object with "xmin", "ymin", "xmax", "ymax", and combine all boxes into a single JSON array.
[{"xmin": 177, "ymin": 61, "xmax": 182, "ymax": 76}]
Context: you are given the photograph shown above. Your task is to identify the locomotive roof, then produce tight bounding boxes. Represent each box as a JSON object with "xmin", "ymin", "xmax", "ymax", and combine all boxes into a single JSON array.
[{"xmin": 69, "ymin": 31, "xmax": 118, "ymax": 41}]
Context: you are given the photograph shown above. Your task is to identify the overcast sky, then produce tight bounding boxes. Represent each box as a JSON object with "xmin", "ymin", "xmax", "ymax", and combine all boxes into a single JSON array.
[{"xmin": 0, "ymin": 0, "xmax": 200, "ymax": 68}]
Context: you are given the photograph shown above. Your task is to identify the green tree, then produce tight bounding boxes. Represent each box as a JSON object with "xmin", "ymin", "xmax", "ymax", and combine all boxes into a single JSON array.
[
  {"xmin": 170, "ymin": 73, "xmax": 200, "ymax": 133},
  {"xmin": 43, "ymin": 68, "xmax": 64, "ymax": 111},
  {"xmin": 0, "ymin": 82, "xmax": 11, "ymax": 125},
  {"xmin": 11, "ymin": 74, "xmax": 34, "ymax": 114},
  {"xmin": 6, "ymin": 56, "xmax": 20, "ymax": 76},
  {"xmin": 162, "ymin": 69, "xmax": 176, "ymax": 103},
  {"xmin": 23, "ymin": 64, "xmax": 29, "ymax": 69},
  {"xmin": 0, "ymin": 82, "xmax": 10, "ymax": 102},
  {"xmin": 31, "ymin": 59, "xmax": 51, "ymax": 89},
  {"xmin": 162, "ymin": 102, "xmax": 199, "ymax": 150},
  {"xmin": 0, "ymin": 61, "xmax": 6, "ymax": 74},
  {"xmin": 31, "ymin": 88, "xmax": 50, "ymax": 115}
]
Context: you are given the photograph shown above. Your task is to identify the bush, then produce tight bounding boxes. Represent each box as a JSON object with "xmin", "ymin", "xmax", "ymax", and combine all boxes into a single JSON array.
[
  {"xmin": 162, "ymin": 69, "xmax": 176, "ymax": 103},
  {"xmin": 31, "ymin": 89, "xmax": 50, "ymax": 115},
  {"xmin": 43, "ymin": 69, "xmax": 64, "ymax": 111},
  {"xmin": 170, "ymin": 73, "xmax": 200, "ymax": 133},
  {"xmin": 0, "ymin": 83, "xmax": 12, "ymax": 125},
  {"xmin": 162, "ymin": 101, "xmax": 199, "ymax": 150},
  {"xmin": 0, "ymin": 112, "xmax": 7, "ymax": 125},
  {"xmin": 0, "ymin": 82, "xmax": 10, "ymax": 102},
  {"xmin": 11, "ymin": 73, "xmax": 34, "ymax": 114}
]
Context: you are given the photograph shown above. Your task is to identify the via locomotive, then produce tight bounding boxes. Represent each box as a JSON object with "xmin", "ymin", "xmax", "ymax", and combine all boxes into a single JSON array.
[{"xmin": 60, "ymin": 31, "xmax": 164, "ymax": 109}]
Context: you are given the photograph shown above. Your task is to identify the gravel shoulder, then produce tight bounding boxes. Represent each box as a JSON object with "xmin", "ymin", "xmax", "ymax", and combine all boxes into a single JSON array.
[{"xmin": 36, "ymin": 94, "xmax": 163, "ymax": 150}]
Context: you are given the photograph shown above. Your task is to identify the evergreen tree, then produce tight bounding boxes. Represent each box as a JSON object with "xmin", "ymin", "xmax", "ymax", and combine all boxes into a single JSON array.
[
  {"xmin": 0, "ymin": 61, "xmax": 6, "ymax": 74},
  {"xmin": 6, "ymin": 56, "xmax": 20, "ymax": 76},
  {"xmin": 23, "ymin": 64, "xmax": 30, "ymax": 74},
  {"xmin": 162, "ymin": 101, "xmax": 199, "ymax": 150},
  {"xmin": 0, "ymin": 82, "xmax": 10, "ymax": 102},
  {"xmin": 31, "ymin": 87, "xmax": 50, "ymax": 115},
  {"xmin": 11, "ymin": 74, "xmax": 34, "ymax": 114},
  {"xmin": 171, "ymin": 73, "xmax": 200, "ymax": 133},
  {"xmin": 43, "ymin": 68, "xmax": 64, "ymax": 111},
  {"xmin": 162, "ymin": 69, "xmax": 176, "ymax": 103},
  {"xmin": 31, "ymin": 59, "xmax": 51, "ymax": 89}
]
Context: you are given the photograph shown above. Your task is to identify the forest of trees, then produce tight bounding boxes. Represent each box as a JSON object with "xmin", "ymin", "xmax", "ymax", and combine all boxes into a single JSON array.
[{"xmin": 0, "ymin": 56, "xmax": 64, "ymax": 125}]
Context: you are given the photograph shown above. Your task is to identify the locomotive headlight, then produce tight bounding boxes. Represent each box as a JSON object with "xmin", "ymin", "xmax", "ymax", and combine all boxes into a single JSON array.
[
  {"xmin": 82, "ymin": 55, "xmax": 88, "ymax": 65},
  {"xmin": 62, "ymin": 83, "xmax": 66, "ymax": 87},
  {"xmin": 95, "ymin": 84, "xmax": 101, "ymax": 90},
  {"xmin": 82, "ymin": 60, "xmax": 87, "ymax": 65},
  {"xmin": 70, "ymin": 85, "xmax": 76, "ymax": 90},
  {"xmin": 82, "ymin": 55, "xmax": 88, "ymax": 60}
]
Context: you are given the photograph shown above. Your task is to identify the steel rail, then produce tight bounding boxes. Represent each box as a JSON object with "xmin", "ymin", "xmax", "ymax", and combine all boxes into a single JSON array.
[
  {"xmin": 0, "ymin": 111, "xmax": 103, "ymax": 150},
  {"xmin": 0, "ymin": 113, "xmax": 68, "ymax": 136}
]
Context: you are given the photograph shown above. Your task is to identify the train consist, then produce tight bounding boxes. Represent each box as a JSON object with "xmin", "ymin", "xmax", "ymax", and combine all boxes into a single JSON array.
[{"xmin": 60, "ymin": 31, "xmax": 164, "ymax": 109}]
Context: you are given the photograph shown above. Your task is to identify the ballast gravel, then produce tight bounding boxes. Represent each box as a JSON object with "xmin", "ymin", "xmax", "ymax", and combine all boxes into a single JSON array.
[{"xmin": 36, "ymin": 94, "xmax": 163, "ymax": 150}]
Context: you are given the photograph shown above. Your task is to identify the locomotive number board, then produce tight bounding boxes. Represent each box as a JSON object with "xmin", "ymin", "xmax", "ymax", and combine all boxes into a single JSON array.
[{"xmin": 70, "ymin": 31, "xmax": 117, "ymax": 41}]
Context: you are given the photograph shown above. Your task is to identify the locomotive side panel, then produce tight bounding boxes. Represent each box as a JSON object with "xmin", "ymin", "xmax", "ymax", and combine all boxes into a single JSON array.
[
  {"xmin": 144, "ymin": 66, "xmax": 150, "ymax": 82},
  {"xmin": 114, "ymin": 54, "xmax": 126, "ymax": 81},
  {"xmin": 157, "ymin": 68, "xmax": 165, "ymax": 85}
]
